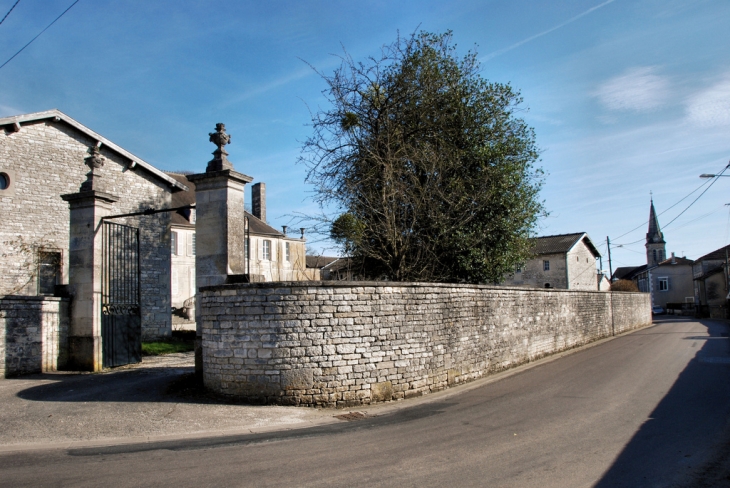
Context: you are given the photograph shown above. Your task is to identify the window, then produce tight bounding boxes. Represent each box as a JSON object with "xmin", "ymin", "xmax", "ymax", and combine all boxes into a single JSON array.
[
  {"xmin": 38, "ymin": 251, "xmax": 61, "ymax": 295},
  {"xmin": 515, "ymin": 267, "xmax": 522, "ymax": 274},
  {"xmin": 190, "ymin": 209, "xmax": 196, "ymax": 224},
  {"xmin": 658, "ymin": 277, "xmax": 669, "ymax": 291},
  {"xmin": 543, "ymin": 260, "xmax": 550, "ymax": 271},
  {"xmin": 653, "ymin": 250, "xmax": 657, "ymax": 262},
  {"xmin": 576, "ymin": 256, "xmax": 579, "ymax": 262},
  {"xmin": 263, "ymin": 240, "xmax": 271, "ymax": 260},
  {"xmin": 171, "ymin": 231, "xmax": 178, "ymax": 255},
  {"xmin": 191, "ymin": 234, "xmax": 196, "ymax": 256},
  {"xmin": 544, "ymin": 283, "xmax": 552, "ymax": 289},
  {"xmin": 285, "ymin": 242, "xmax": 290, "ymax": 262},
  {"xmin": 0, "ymin": 169, "xmax": 15, "ymax": 196}
]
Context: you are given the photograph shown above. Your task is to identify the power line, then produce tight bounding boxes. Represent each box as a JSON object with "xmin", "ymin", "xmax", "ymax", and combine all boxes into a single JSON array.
[
  {"xmin": 662, "ymin": 164, "xmax": 728, "ymax": 229},
  {"xmin": 611, "ymin": 177, "xmax": 714, "ymax": 242},
  {"xmin": 0, "ymin": 0, "xmax": 79, "ymax": 71},
  {"xmin": 613, "ymin": 161, "xmax": 729, "ymax": 246},
  {"xmin": 664, "ymin": 203, "xmax": 727, "ymax": 232},
  {"xmin": 0, "ymin": 0, "xmax": 20, "ymax": 26}
]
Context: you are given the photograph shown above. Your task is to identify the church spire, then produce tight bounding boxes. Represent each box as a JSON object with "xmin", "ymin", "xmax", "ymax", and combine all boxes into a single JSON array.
[{"xmin": 646, "ymin": 197, "xmax": 666, "ymax": 266}]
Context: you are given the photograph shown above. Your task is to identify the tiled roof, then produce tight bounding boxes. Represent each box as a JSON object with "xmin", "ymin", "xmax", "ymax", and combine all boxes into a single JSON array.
[
  {"xmin": 306, "ymin": 255, "xmax": 339, "ymax": 269},
  {"xmin": 657, "ymin": 256, "xmax": 693, "ymax": 266},
  {"xmin": 166, "ymin": 173, "xmax": 284, "ymax": 236},
  {"xmin": 612, "ymin": 264, "xmax": 647, "ymax": 281},
  {"xmin": 323, "ymin": 257, "xmax": 352, "ymax": 272},
  {"xmin": 696, "ymin": 244, "xmax": 730, "ymax": 263},
  {"xmin": 533, "ymin": 233, "xmax": 600, "ymax": 257},
  {"xmin": 168, "ymin": 173, "xmax": 196, "ymax": 227}
]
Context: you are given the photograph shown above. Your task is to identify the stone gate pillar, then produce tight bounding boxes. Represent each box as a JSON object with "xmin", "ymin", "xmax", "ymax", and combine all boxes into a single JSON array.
[
  {"xmin": 187, "ymin": 123, "xmax": 253, "ymax": 374},
  {"xmin": 61, "ymin": 146, "xmax": 118, "ymax": 371}
]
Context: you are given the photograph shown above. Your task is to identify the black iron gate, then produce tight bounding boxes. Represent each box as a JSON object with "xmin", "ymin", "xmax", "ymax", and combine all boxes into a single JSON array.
[{"xmin": 101, "ymin": 221, "xmax": 141, "ymax": 367}]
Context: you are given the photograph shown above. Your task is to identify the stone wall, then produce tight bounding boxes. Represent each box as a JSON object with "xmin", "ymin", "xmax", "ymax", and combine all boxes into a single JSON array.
[
  {"xmin": 0, "ymin": 295, "xmax": 69, "ymax": 377},
  {"xmin": 1, "ymin": 119, "xmax": 173, "ymax": 339},
  {"xmin": 199, "ymin": 282, "xmax": 651, "ymax": 407},
  {"xmin": 567, "ymin": 242, "xmax": 600, "ymax": 290},
  {"xmin": 505, "ymin": 252, "xmax": 567, "ymax": 289}
]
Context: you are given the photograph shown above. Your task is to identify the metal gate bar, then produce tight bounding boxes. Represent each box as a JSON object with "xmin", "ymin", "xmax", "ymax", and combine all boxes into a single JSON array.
[{"xmin": 102, "ymin": 221, "xmax": 141, "ymax": 367}]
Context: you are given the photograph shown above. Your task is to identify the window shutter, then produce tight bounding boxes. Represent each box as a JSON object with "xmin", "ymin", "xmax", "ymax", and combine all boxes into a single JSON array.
[{"xmin": 172, "ymin": 268, "xmax": 179, "ymax": 296}]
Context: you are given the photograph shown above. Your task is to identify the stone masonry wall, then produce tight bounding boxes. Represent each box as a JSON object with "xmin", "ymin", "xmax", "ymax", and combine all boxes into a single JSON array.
[
  {"xmin": 505, "ymin": 252, "xmax": 567, "ymax": 289},
  {"xmin": 567, "ymin": 242, "xmax": 599, "ymax": 290},
  {"xmin": 1, "ymin": 120, "xmax": 172, "ymax": 339},
  {"xmin": 199, "ymin": 282, "xmax": 651, "ymax": 407},
  {"xmin": 0, "ymin": 295, "xmax": 69, "ymax": 378}
]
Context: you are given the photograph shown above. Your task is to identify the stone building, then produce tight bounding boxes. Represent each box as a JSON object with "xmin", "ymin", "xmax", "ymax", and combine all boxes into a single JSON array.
[
  {"xmin": 692, "ymin": 244, "xmax": 729, "ymax": 318},
  {"xmin": 0, "ymin": 109, "xmax": 186, "ymax": 341},
  {"xmin": 632, "ymin": 254, "xmax": 695, "ymax": 308},
  {"xmin": 502, "ymin": 232, "xmax": 602, "ymax": 290}
]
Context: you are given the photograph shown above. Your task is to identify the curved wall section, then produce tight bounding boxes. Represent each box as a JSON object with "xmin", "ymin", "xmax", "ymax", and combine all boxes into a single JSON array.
[{"xmin": 199, "ymin": 282, "xmax": 651, "ymax": 407}]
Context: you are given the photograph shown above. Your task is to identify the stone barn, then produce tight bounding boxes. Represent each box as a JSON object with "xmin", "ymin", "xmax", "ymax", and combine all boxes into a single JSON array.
[{"xmin": 0, "ymin": 109, "xmax": 187, "ymax": 374}]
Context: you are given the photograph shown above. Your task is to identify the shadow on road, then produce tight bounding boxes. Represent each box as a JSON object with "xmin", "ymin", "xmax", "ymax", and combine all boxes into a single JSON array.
[
  {"xmin": 11, "ymin": 365, "xmax": 229, "ymax": 405},
  {"xmin": 595, "ymin": 319, "xmax": 730, "ymax": 487}
]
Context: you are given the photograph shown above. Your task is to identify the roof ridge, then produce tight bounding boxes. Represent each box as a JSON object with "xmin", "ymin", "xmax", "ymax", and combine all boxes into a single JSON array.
[{"xmin": 0, "ymin": 109, "xmax": 187, "ymax": 192}]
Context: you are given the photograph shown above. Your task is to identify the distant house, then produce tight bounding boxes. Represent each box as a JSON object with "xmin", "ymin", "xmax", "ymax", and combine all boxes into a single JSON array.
[
  {"xmin": 502, "ymin": 232, "xmax": 602, "ymax": 290},
  {"xmin": 692, "ymin": 245, "xmax": 729, "ymax": 318},
  {"xmin": 598, "ymin": 273, "xmax": 611, "ymax": 291},
  {"xmin": 305, "ymin": 256, "xmax": 358, "ymax": 281},
  {"xmin": 630, "ymin": 254, "xmax": 695, "ymax": 309}
]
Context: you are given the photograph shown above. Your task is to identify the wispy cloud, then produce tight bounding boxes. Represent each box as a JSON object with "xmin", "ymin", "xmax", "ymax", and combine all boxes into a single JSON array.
[
  {"xmin": 480, "ymin": 0, "xmax": 615, "ymax": 62},
  {"xmin": 593, "ymin": 67, "xmax": 671, "ymax": 112},
  {"xmin": 225, "ymin": 66, "xmax": 315, "ymax": 106},
  {"xmin": 686, "ymin": 74, "xmax": 730, "ymax": 127}
]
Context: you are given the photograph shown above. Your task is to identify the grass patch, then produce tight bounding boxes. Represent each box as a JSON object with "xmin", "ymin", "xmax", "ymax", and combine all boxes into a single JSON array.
[{"xmin": 142, "ymin": 340, "xmax": 194, "ymax": 356}]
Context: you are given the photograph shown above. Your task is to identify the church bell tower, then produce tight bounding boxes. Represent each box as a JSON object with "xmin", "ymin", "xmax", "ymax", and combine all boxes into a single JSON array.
[{"xmin": 646, "ymin": 198, "xmax": 666, "ymax": 267}]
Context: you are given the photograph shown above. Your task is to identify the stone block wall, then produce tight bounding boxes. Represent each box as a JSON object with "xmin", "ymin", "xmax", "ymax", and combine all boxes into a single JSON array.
[
  {"xmin": 0, "ymin": 295, "xmax": 69, "ymax": 377},
  {"xmin": 505, "ymin": 252, "xmax": 567, "ymax": 289},
  {"xmin": 199, "ymin": 282, "xmax": 651, "ymax": 407}
]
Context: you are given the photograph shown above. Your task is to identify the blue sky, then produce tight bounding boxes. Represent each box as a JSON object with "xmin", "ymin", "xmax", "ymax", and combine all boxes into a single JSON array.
[{"xmin": 1, "ymin": 0, "xmax": 729, "ymax": 271}]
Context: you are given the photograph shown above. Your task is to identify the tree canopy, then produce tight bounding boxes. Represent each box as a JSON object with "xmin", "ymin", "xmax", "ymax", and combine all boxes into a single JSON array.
[{"xmin": 300, "ymin": 31, "xmax": 545, "ymax": 283}]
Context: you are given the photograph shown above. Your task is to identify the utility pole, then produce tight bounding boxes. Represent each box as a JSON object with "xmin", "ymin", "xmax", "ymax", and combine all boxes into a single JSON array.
[
  {"xmin": 725, "ymin": 246, "xmax": 730, "ymax": 291},
  {"xmin": 606, "ymin": 236, "xmax": 613, "ymax": 281}
]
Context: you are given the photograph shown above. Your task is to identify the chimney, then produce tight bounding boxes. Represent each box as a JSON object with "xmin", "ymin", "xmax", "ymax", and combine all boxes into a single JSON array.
[
  {"xmin": 252, "ymin": 182, "xmax": 266, "ymax": 222},
  {"xmin": 671, "ymin": 252, "xmax": 676, "ymax": 264}
]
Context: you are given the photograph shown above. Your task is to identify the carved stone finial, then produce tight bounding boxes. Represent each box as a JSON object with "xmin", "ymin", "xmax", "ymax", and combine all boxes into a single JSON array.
[
  {"xmin": 207, "ymin": 122, "xmax": 234, "ymax": 172},
  {"xmin": 80, "ymin": 146, "xmax": 106, "ymax": 191}
]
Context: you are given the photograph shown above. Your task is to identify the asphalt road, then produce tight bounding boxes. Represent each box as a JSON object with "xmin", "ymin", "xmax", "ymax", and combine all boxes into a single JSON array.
[{"xmin": 2, "ymin": 317, "xmax": 729, "ymax": 487}]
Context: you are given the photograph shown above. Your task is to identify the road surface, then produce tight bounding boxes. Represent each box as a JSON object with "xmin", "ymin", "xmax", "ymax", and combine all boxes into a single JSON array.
[{"xmin": 2, "ymin": 317, "xmax": 729, "ymax": 487}]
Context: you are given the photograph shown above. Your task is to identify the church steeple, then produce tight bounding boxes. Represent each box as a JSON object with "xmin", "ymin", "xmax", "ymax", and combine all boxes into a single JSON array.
[{"xmin": 646, "ymin": 198, "xmax": 666, "ymax": 266}]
